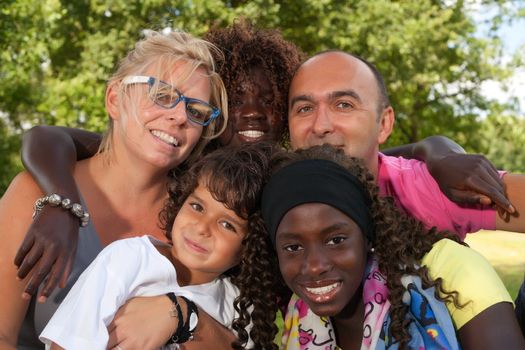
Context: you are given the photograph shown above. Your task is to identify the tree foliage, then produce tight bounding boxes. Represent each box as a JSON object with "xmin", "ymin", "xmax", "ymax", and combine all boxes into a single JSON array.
[
  {"xmin": 478, "ymin": 112, "xmax": 525, "ymax": 172},
  {"xmin": 0, "ymin": 0, "xmax": 523, "ymax": 194}
]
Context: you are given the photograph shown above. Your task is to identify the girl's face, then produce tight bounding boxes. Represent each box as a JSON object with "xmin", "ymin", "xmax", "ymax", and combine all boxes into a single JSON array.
[
  {"xmin": 275, "ymin": 203, "xmax": 368, "ymax": 317},
  {"xmin": 112, "ymin": 61, "xmax": 209, "ymax": 171},
  {"xmin": 218, "ymin": 67, "xmax": 284, "ymax": 146},
  {"xmin": 170, "ymin": 180, "xmax": 248, "ymax": 285}
]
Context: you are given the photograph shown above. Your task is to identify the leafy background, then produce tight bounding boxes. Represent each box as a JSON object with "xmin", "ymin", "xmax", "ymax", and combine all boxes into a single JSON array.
[{"xmin": 1, "ymin": 0, "xmax": 524, "ymax": 194}]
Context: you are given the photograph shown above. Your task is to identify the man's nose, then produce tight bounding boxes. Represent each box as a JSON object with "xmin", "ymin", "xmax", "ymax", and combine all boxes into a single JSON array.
[{"xmin": 311, "ymin": 105, "xmax": 334, "ymax": 137}]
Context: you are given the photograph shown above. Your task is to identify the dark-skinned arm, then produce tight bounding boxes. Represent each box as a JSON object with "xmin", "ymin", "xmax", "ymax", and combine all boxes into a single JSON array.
[
  {"xmin": 496, "ymin": 174, "xmax": 525, "ymax": 232},
  {"xmin": 15, "ymin": 125, "xmax": 101, "ymax": 301},
  {"xmin": 382, "ymin": 135, "xmax": 514, "ymax": 213},
  {"xmin": 382, "ymin": 135, "xmax": 465, "ymax": 159},
  {"xmin": 458, "ymin": 302, "xmax": 525, "ymax": 349}
]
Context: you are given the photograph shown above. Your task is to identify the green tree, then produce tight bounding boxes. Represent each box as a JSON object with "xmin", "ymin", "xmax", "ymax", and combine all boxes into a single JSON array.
[
  {"xmin": 0, "ymin": 118, "xmax": 22, "ymax": 193},
  {"xmin": 1, "ymin": 0, "xmax": 523, "ymax": 195},
  {"xmin": 478, "ymin": 112, "xmax": 525, "ymax": 173}
]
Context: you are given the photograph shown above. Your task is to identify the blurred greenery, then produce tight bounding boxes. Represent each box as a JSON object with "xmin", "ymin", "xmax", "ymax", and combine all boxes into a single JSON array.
[
  {"xmin": 496, "ymin": 265, "xmax": 524, "ymax": 299},
  {"xmin": 1, "ymin": 0, "xmax": 524, "ymax": 194},
  {"xmin": 465, "ymin": 230, "xmax": 525, "ymax": 299}
]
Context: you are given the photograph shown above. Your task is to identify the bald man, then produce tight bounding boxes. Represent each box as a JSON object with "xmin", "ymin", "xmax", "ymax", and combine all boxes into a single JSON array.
[{"xmin": 287, "ymin": 50, "xmax": 525, "ymax": 236}]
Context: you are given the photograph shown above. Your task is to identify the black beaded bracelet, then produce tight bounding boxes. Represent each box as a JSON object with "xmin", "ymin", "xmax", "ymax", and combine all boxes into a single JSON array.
[{"xmin": 165, "ymin": 293, "xmax": 199, "ymax": 345}]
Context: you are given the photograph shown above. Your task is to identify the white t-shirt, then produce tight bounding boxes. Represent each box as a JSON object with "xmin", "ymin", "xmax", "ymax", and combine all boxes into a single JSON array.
[{"xmin": 40, "ymin": 235, "xmax": 240, "ymax": 350}]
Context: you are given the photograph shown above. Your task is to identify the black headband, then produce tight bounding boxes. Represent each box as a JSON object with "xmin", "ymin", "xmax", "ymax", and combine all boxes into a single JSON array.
[{"xmin": 261, "ymin": 159, "xmax": 375, "ymax": 246}]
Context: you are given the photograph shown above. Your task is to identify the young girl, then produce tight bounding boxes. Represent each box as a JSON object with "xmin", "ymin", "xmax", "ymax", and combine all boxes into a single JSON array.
[
  {"xmin": 261, "ymin": 145, "xmax": 524, "ymax": 350},
  {"xmin": 40, "ymin": 143, "xmax": 278, "ymax": 350}
]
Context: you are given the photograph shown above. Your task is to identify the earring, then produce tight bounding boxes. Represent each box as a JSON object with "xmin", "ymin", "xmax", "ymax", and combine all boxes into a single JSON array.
[{"xmin": 369, "ymin": 247, "xmax": 375, "ymax": 253}]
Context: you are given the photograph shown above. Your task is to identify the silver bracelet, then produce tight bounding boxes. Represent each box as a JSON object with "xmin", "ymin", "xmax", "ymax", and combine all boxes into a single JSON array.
[{"xmin": 32, "ymin": 193, "xmax": 90, "ymax": 227}]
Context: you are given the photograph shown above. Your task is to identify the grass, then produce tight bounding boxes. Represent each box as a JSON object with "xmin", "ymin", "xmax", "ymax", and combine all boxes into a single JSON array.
[{"xmin": 465, "ymin": 230, "xmax": 525, "ymax": 299}]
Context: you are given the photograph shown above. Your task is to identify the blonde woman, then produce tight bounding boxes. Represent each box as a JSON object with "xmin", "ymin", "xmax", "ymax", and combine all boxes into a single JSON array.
[{"xmin": 0, "ymin": 30, "xmax": 227, "ymax": 350}]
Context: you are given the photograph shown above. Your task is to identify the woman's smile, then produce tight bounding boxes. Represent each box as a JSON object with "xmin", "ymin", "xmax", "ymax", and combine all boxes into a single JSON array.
[{"xmin": 150, "ymin": 129, "xmax": 179, "ymax": 147}]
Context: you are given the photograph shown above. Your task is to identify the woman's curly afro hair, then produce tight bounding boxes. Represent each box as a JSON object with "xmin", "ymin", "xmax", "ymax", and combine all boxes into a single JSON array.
[{"xmin": 205, "ymin": 19, "xmax": 305, "ymax": 143}]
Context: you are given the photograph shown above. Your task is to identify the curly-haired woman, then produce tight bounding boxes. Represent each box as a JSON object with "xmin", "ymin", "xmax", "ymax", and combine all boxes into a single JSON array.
[{"xmin": 261, "ymin": 145, "xmax": 525, "ymax": 350}]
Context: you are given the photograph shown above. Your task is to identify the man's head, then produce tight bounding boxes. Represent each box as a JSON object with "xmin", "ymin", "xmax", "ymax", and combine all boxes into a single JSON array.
[{"xmin": 287, "ymin": 50, "xmax": 394, "ymax": 176}]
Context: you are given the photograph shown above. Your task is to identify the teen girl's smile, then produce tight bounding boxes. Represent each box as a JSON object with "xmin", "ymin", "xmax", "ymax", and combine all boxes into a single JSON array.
[
  {"xmin": 300, "ymin": 280, "xmax": 343, "ymax": 303},
  {"xmin": 275, "ymin": 202, "xmax": 368, "ymax": 317},
  {"xmin": 219, "ymin": 67, "xmax": 284, "ymax": 146}
]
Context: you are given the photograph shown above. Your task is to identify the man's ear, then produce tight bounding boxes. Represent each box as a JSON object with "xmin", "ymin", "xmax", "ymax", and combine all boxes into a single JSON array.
[
  {"xmin": 377, "ymin": 106, "xmax": 394, "ymax": 145},
  {"xmin": 105, "ymin": 82, "xmax": 120, "ymax": 121}
]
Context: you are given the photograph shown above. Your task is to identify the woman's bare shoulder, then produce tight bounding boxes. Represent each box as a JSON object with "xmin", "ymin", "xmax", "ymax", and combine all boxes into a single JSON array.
[{"xmin": 0, "ymin": 171, "xmax": 43, "ymax": 241}]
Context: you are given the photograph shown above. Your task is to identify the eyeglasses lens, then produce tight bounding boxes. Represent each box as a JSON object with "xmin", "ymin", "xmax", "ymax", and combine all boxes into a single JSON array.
[{"xmin": 149, "ymin": 81, "xmax": 215, "ymax": 125}]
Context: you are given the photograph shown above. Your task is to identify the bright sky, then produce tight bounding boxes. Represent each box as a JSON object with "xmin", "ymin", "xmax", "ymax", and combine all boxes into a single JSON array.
[{"xmin": 471, "ymin": 4, "xmax": 525, "ymax": 115}]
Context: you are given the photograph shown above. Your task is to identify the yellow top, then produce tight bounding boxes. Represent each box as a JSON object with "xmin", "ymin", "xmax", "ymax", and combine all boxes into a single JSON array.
[{"xmin": 422, "ymin": 239, "xmax": 512, "ymax": 329}]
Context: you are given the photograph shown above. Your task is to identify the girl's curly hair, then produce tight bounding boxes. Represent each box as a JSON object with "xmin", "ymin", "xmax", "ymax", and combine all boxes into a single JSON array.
[
  {"xmin": 159, "ymin": 142, "xmax": 282, "ymax": 350},
  {"xmin": 269, "ymin": 145, "xmax": 466, "ymax": 349},
  {"xmin": 204, "ymin": 19, "xmax": 306, "ymax": 145}
]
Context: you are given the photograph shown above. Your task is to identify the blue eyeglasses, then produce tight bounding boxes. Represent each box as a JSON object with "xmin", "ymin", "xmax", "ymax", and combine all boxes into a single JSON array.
[{"xmin": 122, "ymin": 75, "xmax": 221, "ymax": 126}]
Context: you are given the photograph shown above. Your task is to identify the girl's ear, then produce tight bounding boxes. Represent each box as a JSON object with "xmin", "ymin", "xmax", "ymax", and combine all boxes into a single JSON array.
[
  {"xmin": 105, "ymin": 82, "xmax": 120, "ymax": 121},
  {"xmin": 367, "ymin": 240, "xmax": 375, "ymax": 253}
]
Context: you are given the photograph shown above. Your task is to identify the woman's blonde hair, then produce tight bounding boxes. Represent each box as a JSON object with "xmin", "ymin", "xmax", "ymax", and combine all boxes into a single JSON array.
[{"xmin": 99, "ymin": 29, "xmax": 227, "ymax": 164}]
